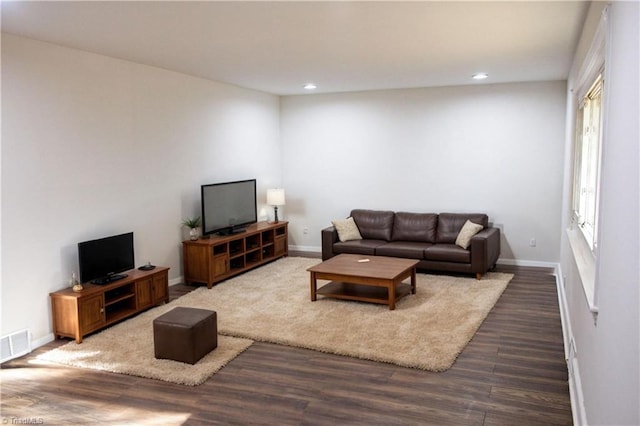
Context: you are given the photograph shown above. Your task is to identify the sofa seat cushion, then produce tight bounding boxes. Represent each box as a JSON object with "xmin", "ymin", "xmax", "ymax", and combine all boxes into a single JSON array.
[
  {"xmin": 391, "ymin": 212, "xmax": 437, "ymax": 242},
  {"xmin": 436, "ymin": 213, "xmax": 489, "ymax": 244},
  {"xmin": 424, "ymin": 244, "xmax": 471, "ymax": 263},
  {"xmin": 351, "ymin": 209, "xmax": 395, "ymax": 241},
  {"xmin": 375, "ymin": 241, "xmax": 431, "ymax": 259},
  {"xmin": 334, "ymin": 239, "xmax": 387, "ymax": 256}
]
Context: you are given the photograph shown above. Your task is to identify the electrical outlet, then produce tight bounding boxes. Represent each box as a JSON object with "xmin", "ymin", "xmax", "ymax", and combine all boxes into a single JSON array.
[
  {"xmin": 303, "ymin": 227, "xmax": 309, "ymax": 235},
  {"xmin": 529, "ymin": 238, "xmax": 537, "ymax": 247}
]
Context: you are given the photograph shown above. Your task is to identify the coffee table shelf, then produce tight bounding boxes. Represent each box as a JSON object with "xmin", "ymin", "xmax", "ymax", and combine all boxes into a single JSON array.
[{"xmin": 316, "ymin": 281, "xmax": 413, "ymax": 306}]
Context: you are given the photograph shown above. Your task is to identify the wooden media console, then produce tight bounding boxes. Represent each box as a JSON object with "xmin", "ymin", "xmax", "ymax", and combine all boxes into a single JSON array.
[
  {"xmin": 182, "ymin": 221, "xmax": 288, "ymax": 288},
  {"xmin": 50, "ymin": 267, "xmax": 169, "ymax": 343}
]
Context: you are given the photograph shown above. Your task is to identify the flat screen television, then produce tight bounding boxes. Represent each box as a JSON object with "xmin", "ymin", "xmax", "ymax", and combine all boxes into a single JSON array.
[
  {"xmin": 78, "ymin": 232, "xmax": 135, "ymax": 284},
  {"xmin": 201, "ymin": 179, "xmax": 257, "ymax": 236}
]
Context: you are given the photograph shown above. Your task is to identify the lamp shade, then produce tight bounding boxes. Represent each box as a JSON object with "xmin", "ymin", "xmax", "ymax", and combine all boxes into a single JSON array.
[{"xmin": 267, "ymin": 188, "xmax": 286, "ymax": 206}]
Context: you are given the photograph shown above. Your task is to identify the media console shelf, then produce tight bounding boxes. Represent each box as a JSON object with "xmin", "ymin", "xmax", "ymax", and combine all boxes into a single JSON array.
[
  {"xmin": 50, "ymin": 267, "xmax": 169, "ymax": 343},
  {"xmin": 183, "ymin": 221, "xmax": 288, "ymax": 288}
]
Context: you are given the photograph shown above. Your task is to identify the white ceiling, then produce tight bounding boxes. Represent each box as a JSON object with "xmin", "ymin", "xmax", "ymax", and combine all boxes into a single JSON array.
[{"xmin": 1, "ymin": 1, "xmax": 589, "ymax": 96}]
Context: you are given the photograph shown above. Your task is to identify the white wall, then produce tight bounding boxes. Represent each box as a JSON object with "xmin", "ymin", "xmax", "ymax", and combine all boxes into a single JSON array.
[
  {"xmin": 280, "ymin": 81, "xmax": 567, "ymax": 263},
  {"xmin": 1, "ymin": 35, "xmax": 281, "ymax": 344},
  {"xmin": 560, "ymin": 2, "xmax": 639, "ymax": 425}
]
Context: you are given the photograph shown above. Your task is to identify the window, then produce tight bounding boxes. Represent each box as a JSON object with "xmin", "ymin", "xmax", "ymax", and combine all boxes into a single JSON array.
[
  {"xmin": 567, "ymin": 5, "xmax": 608, "ymax": 314},
  {"xmin": 572, "ymin": 74, "xmax": 604, "ymax": 251}
]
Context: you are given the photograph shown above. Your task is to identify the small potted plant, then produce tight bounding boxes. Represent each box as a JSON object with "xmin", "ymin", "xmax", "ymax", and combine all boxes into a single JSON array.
[{"xmin": 182, "ymin": 216, "xmax": 201, "ymax": 240}]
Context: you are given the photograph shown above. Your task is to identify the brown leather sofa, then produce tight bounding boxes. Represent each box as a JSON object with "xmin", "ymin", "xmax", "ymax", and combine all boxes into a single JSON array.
[{"xmin": 322, "ymin": 209, "xmax": 501, "ymax": 279}]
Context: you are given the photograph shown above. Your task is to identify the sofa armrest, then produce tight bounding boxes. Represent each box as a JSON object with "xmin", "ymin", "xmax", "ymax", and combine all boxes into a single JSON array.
[
  {"xmin": 321, "ymin": 226, "xmax": 339, "ymax": 260},
  {"xmin": 470, "ymin": 227, "xmax": 501, "ymax": 275}
]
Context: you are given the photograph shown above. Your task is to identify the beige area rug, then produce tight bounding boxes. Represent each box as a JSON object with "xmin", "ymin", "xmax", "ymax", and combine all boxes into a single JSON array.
[
  {"xmin": 38, "ymin": 257, "xmax": 512, "ymax": 385},
  {"xmin": 170, "ymin": 257, "xmax": 511, "ymax": 372}
]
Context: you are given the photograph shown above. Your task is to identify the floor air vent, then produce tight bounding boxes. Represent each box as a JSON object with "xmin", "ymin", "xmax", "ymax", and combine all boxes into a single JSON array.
[{"xmin": 1, "ymin": 329, "xmax": 31, "ymax": 363}]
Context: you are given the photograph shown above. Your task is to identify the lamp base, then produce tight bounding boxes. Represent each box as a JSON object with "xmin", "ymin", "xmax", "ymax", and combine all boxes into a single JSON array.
[{"xmin": 272, "ymin": 206, "xmax": 279, "ymax": 223}]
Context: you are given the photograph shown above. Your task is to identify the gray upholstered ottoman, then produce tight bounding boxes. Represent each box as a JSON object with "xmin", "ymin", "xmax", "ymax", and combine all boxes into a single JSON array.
[{"xmin": 153, "ymin": 307, "xmax": 217, "ymax": 364}]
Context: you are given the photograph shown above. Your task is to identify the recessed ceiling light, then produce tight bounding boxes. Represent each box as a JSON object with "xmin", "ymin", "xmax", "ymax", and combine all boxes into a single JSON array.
[
  {"xmin": 472, "ymin": 73, "xmax": 489, "ymax": 80},
  {"xmin": 303, "ymin": 83, "xmax": 317, "ymax": 90}
]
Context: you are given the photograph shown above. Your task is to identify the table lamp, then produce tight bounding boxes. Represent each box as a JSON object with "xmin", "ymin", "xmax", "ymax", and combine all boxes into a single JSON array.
[{"xmin": 267, "ymin": 188, "xmax": 286, "ymax": 223}]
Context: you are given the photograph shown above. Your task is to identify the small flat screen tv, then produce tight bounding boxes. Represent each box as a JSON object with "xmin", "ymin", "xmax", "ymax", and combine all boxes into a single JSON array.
[
  {"xmin": 78, "ymin": 232, "xmax": 135, "ymax": 284},
  {"xmin": 201, "ymin": 179, "xmax": 257, "ymax": 236}
]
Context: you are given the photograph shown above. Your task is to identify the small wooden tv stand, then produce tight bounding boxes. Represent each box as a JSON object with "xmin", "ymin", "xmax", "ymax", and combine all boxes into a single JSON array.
[
  {"xmin": 50, "ymin": 267, "xmax": 169, "ymax": 343},
  {"xmin": 183, "ymin": 221, "xmax": 288, "ymax": 288}
]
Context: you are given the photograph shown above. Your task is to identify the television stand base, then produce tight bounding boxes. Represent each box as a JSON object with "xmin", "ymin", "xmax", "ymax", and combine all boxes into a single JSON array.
[
  {"xmin": 217, "ymin": 227, "xmax": 247, "ymax": 236},
  {"xmin": 92, "ymin": 274, "xmax": 128, "ymax": 285}
]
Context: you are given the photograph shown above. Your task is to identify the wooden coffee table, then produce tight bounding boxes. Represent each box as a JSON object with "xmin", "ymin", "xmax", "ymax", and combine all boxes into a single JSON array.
[{"xmin": 307, "ymin": 254, "xmax": 419, "ymax": 310}]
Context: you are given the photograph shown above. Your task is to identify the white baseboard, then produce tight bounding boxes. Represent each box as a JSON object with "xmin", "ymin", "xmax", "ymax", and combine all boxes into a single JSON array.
[
  {"xmin": 31, "ymin": 333, "xmax": 55, "ymax": 350},
  {"xmin": 496, "ymin": 258, "xmax": 558, "ymax": 269},
  {"xmin": 568, "ymin": 354, "xmax": 587, "ymax": 426},
  {"xmin": 554, "ymin": 264, "xmax": 586, "ymax": 426},
  {"xmin": 288, "ymin": 245, "xmax": 321, "ymax": 253},
  {"xmin": 169, "ymin": 276, "xmax": 183, "ymax": 286}
]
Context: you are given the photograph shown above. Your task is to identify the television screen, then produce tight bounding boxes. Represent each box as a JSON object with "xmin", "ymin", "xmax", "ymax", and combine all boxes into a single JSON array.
[
  {"xmin": 78, "ymin": 232, "xmax": 134, "ymax": 284},
  {"xmin": 201, "ymin": 179, "xmax": 257, "ymax": 235}
]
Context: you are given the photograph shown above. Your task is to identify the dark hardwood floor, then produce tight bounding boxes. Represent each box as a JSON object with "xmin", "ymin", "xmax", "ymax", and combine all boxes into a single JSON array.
[{"xmin": 1, "ymin": 264, "xmax": 572, "ymax": 425}]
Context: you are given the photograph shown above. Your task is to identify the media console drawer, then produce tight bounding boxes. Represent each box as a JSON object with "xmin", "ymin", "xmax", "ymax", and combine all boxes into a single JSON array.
[{"xmin": 50, "ymin": 267, "xmax": 169, "ymax": 343}]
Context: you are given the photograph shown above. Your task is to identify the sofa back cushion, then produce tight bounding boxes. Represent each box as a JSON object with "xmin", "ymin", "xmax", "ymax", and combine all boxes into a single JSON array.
[
  {"xmin": 350, "ymin": 209, "xmax": 395, "ymax": 241},
  {"xmin": 436, "ymin": 213, "xmax": 489, "ymax": 244},
  {"xmin": 391, "ymin": 212, "xmax": 438, "ymax": 243}
]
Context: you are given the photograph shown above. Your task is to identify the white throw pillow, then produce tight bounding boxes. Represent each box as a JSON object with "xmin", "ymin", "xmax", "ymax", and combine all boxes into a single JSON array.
[
  {"xmin": 332, "ymin": 217, "xmax": 363, "ymax": 242},
  {"xmin": 455, "ymin": 220, "xmax": 484, "ymax": 249}
]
